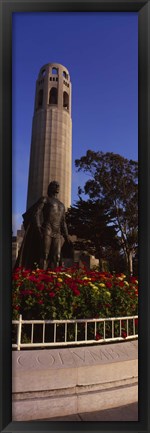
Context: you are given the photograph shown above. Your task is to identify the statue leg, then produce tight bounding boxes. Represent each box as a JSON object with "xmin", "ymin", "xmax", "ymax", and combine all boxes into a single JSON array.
[
  {"xmin": 51, "ymin": 237, "xmax": 61, "ymax": 268},
  {"xmin": 42, "ymin": 233, "xmax": 52, "ymax": 270}
]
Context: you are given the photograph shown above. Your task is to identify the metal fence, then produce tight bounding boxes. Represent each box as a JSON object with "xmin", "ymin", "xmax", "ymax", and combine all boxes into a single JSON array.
[{"xmin": 12, "ymin": 315, "xmax": 138, "ymax": 350}]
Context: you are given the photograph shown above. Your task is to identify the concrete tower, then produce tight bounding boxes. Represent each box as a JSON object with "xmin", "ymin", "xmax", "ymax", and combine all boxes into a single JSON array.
[{"xmin": 26, "ymin": 63, "xmax": 72, "ymax": 210}]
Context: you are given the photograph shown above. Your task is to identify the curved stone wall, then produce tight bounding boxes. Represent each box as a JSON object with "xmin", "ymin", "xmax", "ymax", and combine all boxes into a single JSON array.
[{"xmin": 12, "ymin": 340, "xmax": 138, "ymax": 421}]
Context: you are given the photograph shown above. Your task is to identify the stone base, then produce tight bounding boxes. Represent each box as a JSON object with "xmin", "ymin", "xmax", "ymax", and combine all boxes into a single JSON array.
[{"xmin": 12, "ymin": 340, "xmax": 138, "ymax": 421}]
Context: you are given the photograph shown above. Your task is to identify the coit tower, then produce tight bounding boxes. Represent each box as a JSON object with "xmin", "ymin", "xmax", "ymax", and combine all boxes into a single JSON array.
[{"xmin": 26, "ymin": 63, "xmax": 72, "ymax": 210}]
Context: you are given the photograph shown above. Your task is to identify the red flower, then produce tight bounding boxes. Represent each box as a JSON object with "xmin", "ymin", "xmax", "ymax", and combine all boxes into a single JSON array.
[
  {"xmin": 122, "ymin": 330, "xmax": 127, "ymax": 339},
  {"xmin": 37, "ymin": 274, "xmax": 53, "ymax": 283},
  {"xmin": 56, "ymin": 282, "xmax": 62, "ymax": 288},
  {"xmin": 13, "ymin": 274, "xmax": 20, "ymax": 281},
  {"xmin": 99, "ymin": 272, "xmax": 107, "ymax": 278},
  {"xmin": 95, "ymin": 332, "xmax": 102, "ymax": 341},
  {"xmin": 76, "ymin": 278, "xmax": 85, "ymax": 284},
  {"xmin": 118, "ymin": 281, "xmax": 124, "ymax": 287},
  {"xmin": 73, "ymin": 288, "xmax": 80, "ymax": 296},
  {"xmin": 105, "ymin": 281, "xmax": 112, "ymax": 289},
  {"xmin": 49, "ymin": 292, "xmax": 55, "ymax": 298},
  {"xmin": 70, "ymin": 282, "xmax": 78, "ymax": 291},
  {"xmin": 21, "ymin": 289, "xmax": 33, "ymax": 295},
  {"xmin": 28, "ymin": 275, "xmax": 38, "ymax": 282},
  {"xmin": 130, "ymin": 276, "xmax": 138, "ymax": 285},
  {"xmin": 22, "ymin": 270, "xmax": 30, "ymax": 277},
  {"xmin": 37, "ymin": 283, "xmax": 45, "ymax": 291},
  {"xmin": 14, "ymin": 305, "xmax": 20, "ymax": 311},
  {"xmin": 13, "ymin": 267, "xmax": 21, "ymax": 272},
  {"xmin": 37, "ymin": 300, "xmax": 44, "ymax": 304}
]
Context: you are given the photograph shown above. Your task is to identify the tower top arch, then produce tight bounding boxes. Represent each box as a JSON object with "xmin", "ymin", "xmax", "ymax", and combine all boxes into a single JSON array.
[
  {"xmin": 38, "ymin": 63, "xmax": 71, "ymax": 81},
  {"xmin": 35, "ymin": 62, "xmax": 72, "ymax": 116}
]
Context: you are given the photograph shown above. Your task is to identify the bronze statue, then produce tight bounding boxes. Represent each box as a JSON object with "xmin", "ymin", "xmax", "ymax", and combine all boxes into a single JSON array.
[{"xmin": 15, "ymin": 181, "xmax": 72, "ymax": 270}]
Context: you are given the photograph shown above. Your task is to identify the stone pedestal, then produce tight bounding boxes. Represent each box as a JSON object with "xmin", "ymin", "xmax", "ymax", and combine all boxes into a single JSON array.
[{"xmin": 12, "ymin": 340, "xmax": 138, "ymax": 421}]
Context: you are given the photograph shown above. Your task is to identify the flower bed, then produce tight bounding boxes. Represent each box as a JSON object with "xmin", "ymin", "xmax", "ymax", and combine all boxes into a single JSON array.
[
  {"xmin": 12, "ymin": 266, "xmax": 138, "ymax": 320},
  {"xmin": 12, "ymin": 266, "xmax": 138, "ymax": 343}
]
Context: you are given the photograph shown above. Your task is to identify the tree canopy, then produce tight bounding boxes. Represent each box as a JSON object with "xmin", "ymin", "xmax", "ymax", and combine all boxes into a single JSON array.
[
  {"xmin": 74, "ymin": 150, "xmax": 138, "ymax": 274},
  {"xmin": 66, "ymin": 199, "xmax": 119, "ymax": 266}
]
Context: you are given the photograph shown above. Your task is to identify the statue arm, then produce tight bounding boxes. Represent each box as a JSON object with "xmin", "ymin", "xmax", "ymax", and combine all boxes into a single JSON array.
[
  {"xmin": 32, "ymin": 197, "xmax": 46, "ymax": 231},
  {"xmin": 61, "ymin": 209, "xmax": 70, "ymax": 241}
]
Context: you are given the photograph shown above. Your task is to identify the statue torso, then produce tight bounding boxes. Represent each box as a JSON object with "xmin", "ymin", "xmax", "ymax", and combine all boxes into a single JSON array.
[{"xmin": 42, "ymin": 197, "xmax": 65, "ymax": 236}]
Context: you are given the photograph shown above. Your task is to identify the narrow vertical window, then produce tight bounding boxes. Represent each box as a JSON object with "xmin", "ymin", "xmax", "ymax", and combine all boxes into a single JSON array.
[
  {"xmin": 63, "ymin": 91, "xmax": 69, "ymax": 110},
  {"xmin": 63, "ymin": 71, "xmax": 68, "ymax": 79},
  {"xmin": 49, "ymin": 87, "xmax": 58, "ymax": 105}
]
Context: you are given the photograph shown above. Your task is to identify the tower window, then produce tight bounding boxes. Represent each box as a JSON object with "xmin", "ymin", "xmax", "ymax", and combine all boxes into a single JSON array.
[
  {"xmin": 38, "ymin": 89, "xmax": 43, "ymax": 108},
  {"xmin": 41, "ymin": 69, "xmax": 46, "ymax": 77},
  {"xmin": 52, "ymin": 67, "xmax": 58, "ymax": 75},
  {"xmin": 63, "ymin": 80, "xmax": 69, "ymax": 87},
  {"xmin": 63, "ymin": 71, "xmax": 68, "ymax": 80},
  {"xmin": 49, "ymin": 87, "xmax": 58, "ymax": 105},
  {"xmin": 63, "ymin": 91, "xmax": 69, "ymax": 110}
]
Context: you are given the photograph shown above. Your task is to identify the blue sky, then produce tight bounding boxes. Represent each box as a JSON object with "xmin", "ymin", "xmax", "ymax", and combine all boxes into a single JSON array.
[{"xmin": 12, "ymin": 12, "xmax": 138, "ymax": 234}]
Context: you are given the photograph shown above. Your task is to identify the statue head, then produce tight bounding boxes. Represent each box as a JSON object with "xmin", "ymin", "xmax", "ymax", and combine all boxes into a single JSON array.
[{"xmin": 47, "ymin": 181, "xmax": 60, "ymax": 197}]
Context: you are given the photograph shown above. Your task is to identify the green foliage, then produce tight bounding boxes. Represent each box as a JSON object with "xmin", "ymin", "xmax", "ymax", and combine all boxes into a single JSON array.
[
  {"xmin": 75, "ymin": 150, "xmax": 138, "ymax": 273},
  {"xmin": 66, "ymin": 199, "xmax": 119, "ymax": 262}
]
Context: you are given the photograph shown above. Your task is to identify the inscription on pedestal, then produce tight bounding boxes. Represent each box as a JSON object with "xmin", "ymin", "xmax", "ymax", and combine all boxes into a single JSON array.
[{"xmin": 13, "ymin": 341, "xmax": 138, "ymax": 371}]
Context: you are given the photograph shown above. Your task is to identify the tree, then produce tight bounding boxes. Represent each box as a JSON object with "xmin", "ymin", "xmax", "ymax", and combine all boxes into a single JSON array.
[
  {"xmin": 75, "ymin": 150, "xmax": 138, "ymax": 274},
  {"xmin": 66, "ymin": 198, "xmax": 119, "ymax": 266}
]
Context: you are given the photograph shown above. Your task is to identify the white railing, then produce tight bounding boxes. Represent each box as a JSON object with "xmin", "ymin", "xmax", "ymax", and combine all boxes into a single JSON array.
[{"xmin": 12, "ymin": 315, "xmax": 138, "ymax": 350}]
